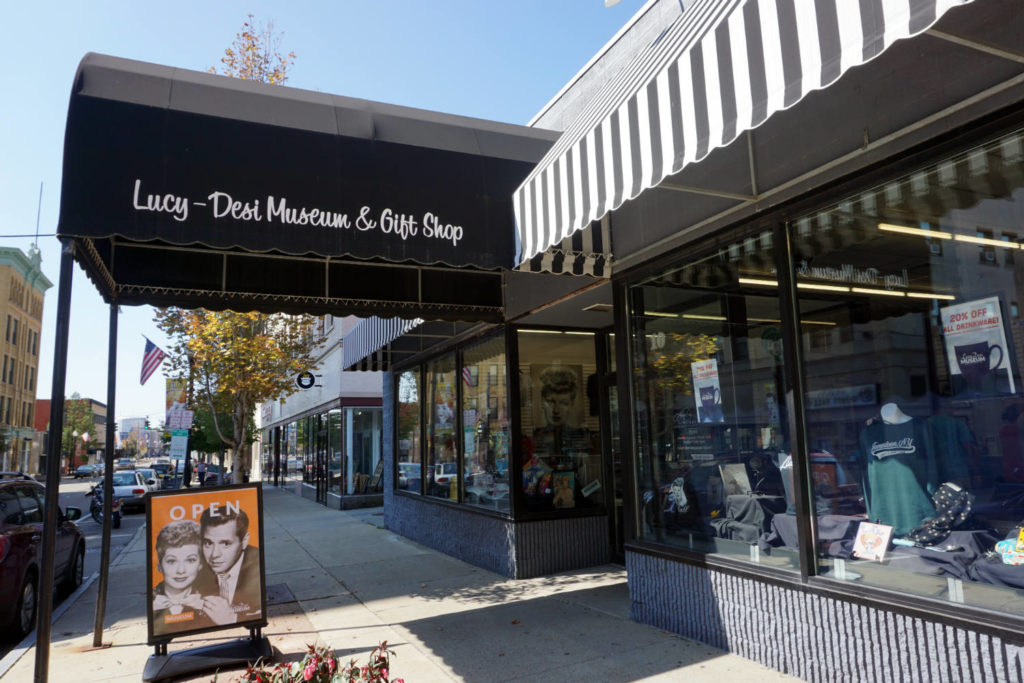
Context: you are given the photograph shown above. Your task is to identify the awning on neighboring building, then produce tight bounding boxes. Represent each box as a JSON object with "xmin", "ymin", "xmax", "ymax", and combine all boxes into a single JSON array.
[
  {"xmin": 513, "ymin": 0, "xmax": 973, "ymax": 266},
  {"xmin": 59, "ymin": 53, "xmax": 557, "ymax": 320},
  {"xmin": 343, "ymin": 317, "xmax": 423, "ymax": 371},
  {"xmin": 342, "ymin": 317, "xmax": 480, "ymax": 371}
]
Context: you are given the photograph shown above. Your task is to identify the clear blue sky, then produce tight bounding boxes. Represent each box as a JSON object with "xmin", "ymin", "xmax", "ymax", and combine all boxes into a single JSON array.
[{"xmin": 0, "ymin": 0, "xmax": 648, "ymax": 428}]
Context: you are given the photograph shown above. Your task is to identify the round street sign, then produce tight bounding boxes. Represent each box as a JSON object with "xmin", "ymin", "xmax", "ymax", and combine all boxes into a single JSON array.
[{"xmin": 296, "ymin": 371, "xmax": 316, "ymax": 390}]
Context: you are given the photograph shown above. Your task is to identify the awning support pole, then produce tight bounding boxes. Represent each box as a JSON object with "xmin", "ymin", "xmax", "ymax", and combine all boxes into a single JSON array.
[
  {"xmin": 92, "ymin": 302, "xmax": 118, "ymax": 647},
  {"xmin": 34, "ymin": 240, "xmax": 75, "ymax": 683}
]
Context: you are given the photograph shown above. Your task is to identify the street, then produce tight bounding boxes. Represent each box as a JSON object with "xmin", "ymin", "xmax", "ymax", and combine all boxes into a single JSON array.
[{"xmin": 0, "ymin": 475, "xmax": 146, "ymax": 658}]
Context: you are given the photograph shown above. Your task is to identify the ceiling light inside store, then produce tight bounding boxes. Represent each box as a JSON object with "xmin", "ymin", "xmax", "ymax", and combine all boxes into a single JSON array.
[
  {"xmin": 681, "ymin": 313, "xmax": 727, "ymax": 321},
  {"xmin": 738, "ymin": 277, "xmax": 779, "ymax": 287},
  {"xmin": 878, "ymin": 223, "xmax": 952, "ymax": 239},
  {"xmin": 797, "ymin": 283, "xmax": 850, "ymax": 292},
  {"xmin": 851, "ymin": 287, "xmax": 906, "ymax": 297},
  {"xmin": 521, "ymin": 329, "xmax": 563, "ymax": 334},
  {"xmin": 748, "ymin": 317, "xmax": 836, "ymax": 327},
  {"xmin": 907, "ymin": 292, "xmax": 956, "ymax": 300},
  {"xmin": 953, "ymin": 234, "xmax": 1021, "ymax": 249}
]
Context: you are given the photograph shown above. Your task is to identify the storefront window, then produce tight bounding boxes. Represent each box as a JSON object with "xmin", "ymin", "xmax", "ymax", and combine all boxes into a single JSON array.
[
  {"xmin": 789, "ymin": 129, "xmax": 1024, "ymax": 615},
  {"xmin": 347, "ymin": 408, "xmax": 382, "ymax": 493},
  {"xmin": 284, "ymin": 421, "xmax": 299, "ymax": 482},
  {"xmin": 425, "ymin": 355, "xmax": 458, "ymax": 500},
  {"xmin": 328, "ymin": 409, "xmax": 342, "ymax": 495},
  {"xmin": 462, "ymin": 336, "xmax": 510, "ymax": 512},
  {"xmin": 628, "ymin": 232, "xmax": 797, "ymax": 568},
  {"xmin": 396, "ymin": 370, "xmax": 422, "ymax": 494},
  {"xmin": 299, "ymin": 416, "xmax": 313, "ymax": 484},
  {"xmin": 518, "ymin": 330, "xmax": 604, "ymax": 512}
]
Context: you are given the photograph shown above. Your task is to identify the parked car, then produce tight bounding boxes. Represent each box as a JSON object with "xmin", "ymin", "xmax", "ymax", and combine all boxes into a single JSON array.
[
  {"xmin": 429, "ymin": 462, "xmax": 458, "ymax": 496},
  {"xmin": 201, "ymin": 464, "xmax": 226, "ymax": 487},
  {"xmin": 135, "ymin": 468, "xmax": 159, "ymax": 493},
  {"xmin": 73, "ymin": 464, "xmax": 99, "ymax": 479},
  {"xmin": 114, "ymin": 458, "xmax": 134, "ymax": 471},
  {"xmin": 398, "ymin": 462, "xmax": 421, "ymax": 489},
  {"xmin": 149, "ymin": 461, "xmax": 174, "ymax": 489},
  {"xmin": 0, "ymin": 473, "xmax": 85, "ymax": 639},
  {"xmin": 109, "ymin": 470, "xmax": 153, "ymax": 512}
]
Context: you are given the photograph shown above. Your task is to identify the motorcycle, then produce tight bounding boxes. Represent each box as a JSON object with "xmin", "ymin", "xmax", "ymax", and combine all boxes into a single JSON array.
[{"xmin": 87, "ymin": 485, "xmax": 122, "ymax": 529}]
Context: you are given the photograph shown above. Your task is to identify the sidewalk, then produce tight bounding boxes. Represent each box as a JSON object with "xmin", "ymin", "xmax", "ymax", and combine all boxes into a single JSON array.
[{"xmin": 3, "ymin": 487, "xmax": 799, "ymax": 682}]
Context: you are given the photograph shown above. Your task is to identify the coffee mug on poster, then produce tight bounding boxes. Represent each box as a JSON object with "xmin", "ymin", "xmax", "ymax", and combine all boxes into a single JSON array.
[
  {"xmin": 146, "ymin": 485, "xmax": 266, "ymax": 641},
  {"xmin": 940, "ymin": 296, "xmax": 1016, "ymax": 395}
]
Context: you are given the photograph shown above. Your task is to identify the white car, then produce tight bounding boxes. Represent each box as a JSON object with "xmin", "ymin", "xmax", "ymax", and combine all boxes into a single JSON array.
[{"xmin": 109, "ymin": 470, "xmax": 154, "ymax": 512}]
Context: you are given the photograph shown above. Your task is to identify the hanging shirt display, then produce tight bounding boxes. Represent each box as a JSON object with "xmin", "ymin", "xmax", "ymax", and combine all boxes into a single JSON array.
[{"xmin": 858, "ymin": 417, "xmax": 938, "ymax": 536}]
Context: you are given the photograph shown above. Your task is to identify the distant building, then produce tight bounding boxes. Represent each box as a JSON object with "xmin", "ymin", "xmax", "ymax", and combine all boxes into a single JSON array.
[
  {"xmin": 258, "ymin": 315, "xmax": 383, "ymax": 507},
  {"xmin": 0, "ymin": 245, "xmax": 51, "ymax": 473},
  {"xmin": 119, "ymin": 416, "xmax": 150, "ymax": 457},
  {"xmin": 33, "ymin": 397, "xmax": 107, "ymax": 474}
]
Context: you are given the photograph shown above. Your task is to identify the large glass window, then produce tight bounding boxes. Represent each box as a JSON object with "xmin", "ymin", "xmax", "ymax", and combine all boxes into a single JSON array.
[
  {"xmin": 789, "ymin": 129, "xmax": 1024, "ymax": 615},
  {"xmin": 328, "ymin": 409, "xmax": 343, "ymax": 495},
  {"xmin": 518, "ymin": 330, "xmax": 604, "ymax": 512},
  {"xmin": 396, "ymin": 370, "xmax": 422, "ymax": 494},
  {"xmin": 628, "ymin": 229, "xmax": 796, "ymax": 568},
  {"xmin": 347, "ymin": 407, "xmax": 382, "ymax": 493},
  {"xmin": 299, "ymin": 416, "xmax": 313, "ymax": 484},
  {"xmin": 462, "ymin": 335, "xmax": 510, "ymax": 512},
  {"xmin": 425, "ymin": 355, "xmax": 458, "ymax": 500}
]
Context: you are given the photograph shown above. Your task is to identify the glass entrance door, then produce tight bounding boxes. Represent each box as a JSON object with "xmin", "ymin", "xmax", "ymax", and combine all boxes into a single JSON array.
[{"xmin": 315, "ymin": 415, "xmax": 328, "ymax": 504}]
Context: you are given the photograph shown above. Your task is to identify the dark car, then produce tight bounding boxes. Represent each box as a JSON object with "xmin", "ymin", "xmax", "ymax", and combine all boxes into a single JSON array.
[
  {"xmin": 200, "ymin": 463, "xmax": 225, "ymax": 487},
  {"xmin": 73, "ymin": 464, "xmax": 99, "ymax": 479},
  {"xmin": 0, "ymin": 473, "xmax": 86, "ymax": 639}
]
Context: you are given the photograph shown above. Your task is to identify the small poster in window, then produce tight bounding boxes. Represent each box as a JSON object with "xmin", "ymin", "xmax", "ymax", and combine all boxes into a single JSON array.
[
  {"xmin": 551, "ymin": 471, "xmax": 575, "ymax": 509},
  {"xmin": 940, "ymin": 296, "xmax": 1015, "ymax": 395},
  {"xmin": 852, "ymin": 521, "xmax": 894, "ymax": 562},
  {"xmin": 691, "ymin": 359, "xmax": 724, "ymax": 423}
]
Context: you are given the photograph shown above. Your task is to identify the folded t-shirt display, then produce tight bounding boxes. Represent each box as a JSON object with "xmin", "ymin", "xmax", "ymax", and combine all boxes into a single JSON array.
[
  {"xmin": 711, "ymin": 494, "xmax": 786, "ymax": 543},
  {"xmin": 758, "ymin": 513, "xmax": 861, "ymax": 556}
]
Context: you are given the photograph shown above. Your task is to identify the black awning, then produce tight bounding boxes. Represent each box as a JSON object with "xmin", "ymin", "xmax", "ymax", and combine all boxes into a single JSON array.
[{"xmin": 59, "ymin": 53, "xmax": 557, "ymax": 318}]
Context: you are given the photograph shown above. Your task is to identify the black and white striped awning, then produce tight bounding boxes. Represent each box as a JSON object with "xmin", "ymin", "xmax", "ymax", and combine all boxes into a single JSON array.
[
  {"xmin": 343, "ymin": 317, "xmax": 423, "ymax": 371},
  {"xmin": 513, "ymin": 0, "xmax": 973, "ymax": 267},
  {"xmin": 517, "ymin": 215, "xmax": 613, "ymax": 277}
]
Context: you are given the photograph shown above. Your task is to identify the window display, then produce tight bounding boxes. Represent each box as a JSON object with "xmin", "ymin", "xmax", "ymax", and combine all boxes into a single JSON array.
[
  {"xmin": 462, "ymin": 336, "xmax": 510, "ymax": 512},
  {"xmin": 784, "ymin": 128, "xmax": 1024, "ymax": 615},
  {"xmin": 425, "ymin": 355, "xmax": 457, "ymax": 500},
  {"xmin": 518, "ymin": 331, "xmax": 604, "ymax": 512},
  {"xmin": 628, "ymin": 244, "xmax": 796, "ymax": 566},
  {"xmin": 396, "ymin": 370, "xmax": 422, "ymax": 494}
]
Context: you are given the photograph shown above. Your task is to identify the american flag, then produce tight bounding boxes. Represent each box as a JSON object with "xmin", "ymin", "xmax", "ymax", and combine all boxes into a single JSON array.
[
  {"xmin": 462, "ymin": 366, "xmax": 474, "ymax": 386},
  {"xmin": 140, "ymin": 337, "xmax": 166, "ymax": 385}
]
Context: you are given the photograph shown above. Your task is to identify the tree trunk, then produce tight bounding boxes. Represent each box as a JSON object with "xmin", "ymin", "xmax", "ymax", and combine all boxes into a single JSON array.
[{"xmin": 232, "ymin": 396, "xmax": 251, "ymax": 484}]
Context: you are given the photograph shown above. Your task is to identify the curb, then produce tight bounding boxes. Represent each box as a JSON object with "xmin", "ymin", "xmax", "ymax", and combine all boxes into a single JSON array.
[{"xmin": 0, "ymin": 523, "xmax": 147, "ymax": 679}]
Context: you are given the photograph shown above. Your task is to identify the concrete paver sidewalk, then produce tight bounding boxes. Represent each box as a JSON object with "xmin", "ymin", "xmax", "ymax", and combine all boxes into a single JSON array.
[{"xmin": 3, "ymin": 487, "xmax": 799, "ymax": 682}]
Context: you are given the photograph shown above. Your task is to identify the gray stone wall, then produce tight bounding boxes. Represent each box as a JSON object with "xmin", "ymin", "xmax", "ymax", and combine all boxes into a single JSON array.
[
  {"xmin": 627, "ymin": 551, "xmax": 1024, "ymax": 682},
  {"xmin": 388, "ymin": 493, "xmax": 611, "ymax": 579}
]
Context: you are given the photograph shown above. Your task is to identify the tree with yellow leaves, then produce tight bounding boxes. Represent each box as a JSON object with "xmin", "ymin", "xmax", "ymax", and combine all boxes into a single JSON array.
[
  {"xmin": 209, "ymin": 14, "xmax": 295, "ymax": 85},
  {"xmin": 154, "ymin": 310, "xmax": 322, "ymax": 483}
]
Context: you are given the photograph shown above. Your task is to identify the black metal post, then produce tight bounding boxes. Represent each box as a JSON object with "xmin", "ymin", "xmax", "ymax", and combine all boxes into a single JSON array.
[
  {"xmin": 775, "ymin": 222, "xmax": 817, "ymax": 582},
  {"xmin": 92, "ymin": 303, "xmax": 118, "ymax": 647},
  {"xmin": 35, "ymin": 241, "xmax": 74, "ymax": 682}
]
